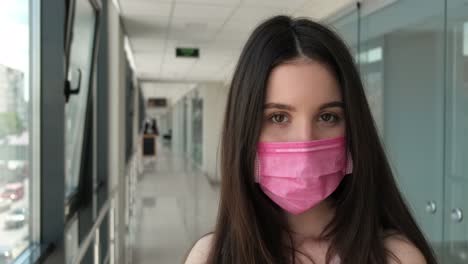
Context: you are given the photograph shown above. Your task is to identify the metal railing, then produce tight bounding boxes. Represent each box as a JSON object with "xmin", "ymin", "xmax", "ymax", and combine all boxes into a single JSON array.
[
  {"xmin": 72, "ymin": 142, "xmax": 143, "ymax": 264},
  {"xmin": 72, "ymin": 187, "xmax": 115, "ymax": 264}
]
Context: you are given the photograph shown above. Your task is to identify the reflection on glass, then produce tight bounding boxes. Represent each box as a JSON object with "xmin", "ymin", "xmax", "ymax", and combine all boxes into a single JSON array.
[
  {"xmin": 329, "ymin": 8, "xmax": 359, "ymax": 54},
  {"xmin": 0, "ymin": 0, "xmax": 31, "ymax": 262},
  {"xmin": 359, "ymin": 42, "xmax": 384, "ymax": 135},
  {"xmin": 329, "ymin": 8, "xmax": 384, "ymax": 134},
  {"xmin": 65, "ymin": 0, "xmax": 97, "ymax": 196}
]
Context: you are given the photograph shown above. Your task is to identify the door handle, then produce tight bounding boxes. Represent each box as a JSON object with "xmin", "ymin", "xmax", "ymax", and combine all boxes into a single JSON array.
[
  {"xmin": 64, "ymin": 68, "xmax": 82, "ymax": 102},
  {"xmin": 425, "ymin": 200, "xmax": 437, "ymax": 214},
  {"xmin": 451, "ymin": 208, "xmax": 463, "ymax": 223}
]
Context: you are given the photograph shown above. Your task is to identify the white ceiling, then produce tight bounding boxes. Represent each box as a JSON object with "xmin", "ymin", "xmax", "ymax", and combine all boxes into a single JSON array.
[{"xmin": 119, "ymin": 0, "xmax": 355, "ymax": 85}]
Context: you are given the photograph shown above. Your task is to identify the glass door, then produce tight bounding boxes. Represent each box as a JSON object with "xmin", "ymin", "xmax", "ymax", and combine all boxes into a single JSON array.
[
  {"xmin": 442, "ymin": 0, "xmax": 468, "ymax": 262},
  {"xmin": 330, "ymin": 0, "xmax": 468, "ymax": 261},
  {"xmin": 359, "ymin": 1, "xmax": 446, "ymax": 256}
]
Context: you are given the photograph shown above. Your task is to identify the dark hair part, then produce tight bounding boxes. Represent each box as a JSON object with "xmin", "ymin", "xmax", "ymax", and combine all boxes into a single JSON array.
[{"xmin": 207, "ymin": 15, "xmax": 437, "ymax": 264}]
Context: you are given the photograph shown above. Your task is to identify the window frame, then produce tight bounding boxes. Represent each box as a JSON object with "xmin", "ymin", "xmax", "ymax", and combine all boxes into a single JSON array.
[{"xmin": 63, "ymin": 0, "xmax": 102, "ymax": 223}]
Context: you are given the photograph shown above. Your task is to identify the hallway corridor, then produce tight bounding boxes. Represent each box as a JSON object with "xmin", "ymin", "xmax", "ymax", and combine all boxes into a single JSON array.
[{"xmin": 133, "ymin": 143, "xmax": 220, "ymax": 264}]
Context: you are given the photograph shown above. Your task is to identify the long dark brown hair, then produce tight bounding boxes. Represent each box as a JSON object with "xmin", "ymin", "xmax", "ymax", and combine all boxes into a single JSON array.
[{"xmin": 207, "ymin": 15, "xmax": 437, "ymax": 264}]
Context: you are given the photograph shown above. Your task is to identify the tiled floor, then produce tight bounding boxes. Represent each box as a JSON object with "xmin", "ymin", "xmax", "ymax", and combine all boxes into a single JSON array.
[{"xmin": 133, "ymin": 143, "xmax": 220, "ymax": 264}]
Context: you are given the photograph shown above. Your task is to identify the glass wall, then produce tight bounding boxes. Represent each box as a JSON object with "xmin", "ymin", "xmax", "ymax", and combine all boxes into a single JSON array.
[
  {"xmin": 444, "ymin": 1, "xmax": 468, "ymax": 262},
  {"xmin": 0, "ymin": 0, "xmax": 35, "ymax": 262},
  {"xmin": 330, "ymin": 7, "xmax": 385, "ymax": 135},
  {"xmin": 183, "ymin": 97, "xmax": 188, "ymax": 157},
  {"xmin": 330, "ymin": 8, "xmax": 359, "ymax": 55},
  {"xmin": 192, "ymin": 95, "xmax": 203, "ymax": 166},
  {"xmin": 364, "ymin": 0, "xmax": 446, "ymax": 253},
  {"xmin": 330, "ymin": 0, "xmax": 468, "ymax": 262}
]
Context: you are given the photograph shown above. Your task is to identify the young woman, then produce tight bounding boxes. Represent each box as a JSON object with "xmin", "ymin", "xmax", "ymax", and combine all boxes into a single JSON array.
[{"xmin": 185, "ymin": 15, "xmax": 437, "ymax": 264}]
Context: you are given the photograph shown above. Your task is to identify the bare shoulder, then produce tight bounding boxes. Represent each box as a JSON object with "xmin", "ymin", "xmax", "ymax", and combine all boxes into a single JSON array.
[
  {"xmin": 384, "ymin": 234, "xmax": 427, "ymax": 264},
  {"xmin": 184, "ymin": 234, "xmax": 214, "ymax": 264}
]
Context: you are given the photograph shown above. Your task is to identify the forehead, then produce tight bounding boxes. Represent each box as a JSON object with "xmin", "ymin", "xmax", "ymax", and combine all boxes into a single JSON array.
[{"xmin": 265, "ymin": 59, "xmax": 341, "ymax": 105}]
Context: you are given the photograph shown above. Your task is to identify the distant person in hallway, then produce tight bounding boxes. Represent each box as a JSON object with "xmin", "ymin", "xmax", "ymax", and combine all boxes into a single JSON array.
[
  {"xmin": 144, "ymin": 118, "xmax": 159, "ymax": 136},
  {"xmin": 185, "ymin": 16, "xmax": 436, "ymax": 264},
  {"xmin": 143, "ymin": 118, "xmax": 159, "ymax": 157}
]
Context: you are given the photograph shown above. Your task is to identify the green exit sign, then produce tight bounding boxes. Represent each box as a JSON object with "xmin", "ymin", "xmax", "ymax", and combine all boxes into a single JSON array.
[{"xmin": 176, "ymin": 47, "xmax": 199, "ymax": 58}]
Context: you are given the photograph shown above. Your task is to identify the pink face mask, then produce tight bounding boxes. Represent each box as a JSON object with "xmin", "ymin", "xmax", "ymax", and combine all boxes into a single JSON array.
[{"xmin": 255, "ymin": 136, "xmax": 353, "ymax": 215}]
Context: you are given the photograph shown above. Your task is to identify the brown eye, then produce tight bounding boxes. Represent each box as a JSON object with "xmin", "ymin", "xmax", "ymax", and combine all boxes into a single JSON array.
[
  {"xmin": 319, "ymin": 113, "xmax": 339, "ymax": 123},
  {"xmin": 271, "ymin": 113, "xmax": 289, "ymax": 124}
]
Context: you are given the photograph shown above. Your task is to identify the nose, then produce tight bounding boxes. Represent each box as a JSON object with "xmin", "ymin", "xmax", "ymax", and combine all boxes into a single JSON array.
[{"xmin": 294, "ymin": 119, "xmax": 319, "ymax": 142}]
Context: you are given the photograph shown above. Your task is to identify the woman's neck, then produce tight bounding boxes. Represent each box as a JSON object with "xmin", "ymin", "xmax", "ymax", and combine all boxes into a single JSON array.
[{"xmin": 286, "ymin": 199, "xmax": 335, "ymax": 243}]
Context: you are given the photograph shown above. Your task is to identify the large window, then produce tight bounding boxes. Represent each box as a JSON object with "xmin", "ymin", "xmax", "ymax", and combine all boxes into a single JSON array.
[{"xmin": 0, "ymin": 0, "xmax": 36, "ymax": 262}]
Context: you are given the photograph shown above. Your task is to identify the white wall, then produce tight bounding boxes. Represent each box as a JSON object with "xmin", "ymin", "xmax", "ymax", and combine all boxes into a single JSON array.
[{"xmin": 198, "ymin": 82, "xmax": 229, "ymax": 183}]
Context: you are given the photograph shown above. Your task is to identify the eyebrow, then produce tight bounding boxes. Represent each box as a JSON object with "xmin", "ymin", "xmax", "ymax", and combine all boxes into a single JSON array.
[
  {"xmin": 264, "ymin": 101, "xmax": 344, "ymax": 111},
  {"xmin": 319, "ymin": 101, "xmax": 344, "ymax": 110}
]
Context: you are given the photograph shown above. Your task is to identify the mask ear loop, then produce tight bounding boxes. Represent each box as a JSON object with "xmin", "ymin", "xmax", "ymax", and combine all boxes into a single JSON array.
[
  {"xmin": 254, "ymin": 154, "xmax": 261, "ymax": 183},
  {"xmin": 343, "ymin": 140, "xmax": 353, "ymax": 175},
  {"xmin": 345, "ymin": 151, "xmax": 353, "ymax": 175}
]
